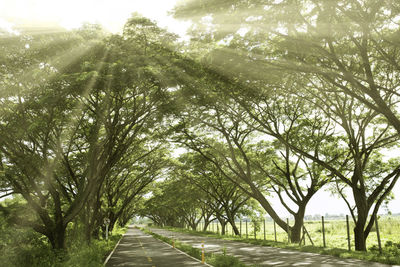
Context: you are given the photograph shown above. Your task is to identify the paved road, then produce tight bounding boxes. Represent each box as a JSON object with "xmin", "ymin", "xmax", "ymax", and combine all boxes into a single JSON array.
[
  {"xmin": 148, "ymin": 228, "xmax": 398, "ymax": 267},
  {"xmin": 105, "ymin": 226, "xmax": 206, "ymax": 267}
]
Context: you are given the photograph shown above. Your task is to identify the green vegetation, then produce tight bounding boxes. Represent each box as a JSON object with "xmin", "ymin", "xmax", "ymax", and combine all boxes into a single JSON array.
[
  {"xmin": 2, "ymin": 0, "xmax": 400, "ymax": 265},
  {"xmin": 0, "ymin": 198, "xmax": 126, "ymax": 266},
  {"xmin": 203, "ymin": 216, "xmax": 400, "ymax": 250},
  {"xmin": 153, "ymin": 224, "xmax": 400, "ymax": 265}
]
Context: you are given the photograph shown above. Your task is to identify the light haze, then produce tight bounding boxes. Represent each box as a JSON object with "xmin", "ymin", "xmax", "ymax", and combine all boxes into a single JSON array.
[{"xmin": 1, "ymin": 0, "xmax": 399, "ymax": 216}]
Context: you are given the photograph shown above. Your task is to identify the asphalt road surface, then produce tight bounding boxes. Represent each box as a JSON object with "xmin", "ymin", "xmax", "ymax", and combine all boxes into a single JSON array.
[
  {"xmin": 105, "ymin": 226, "xmax": 207, "ymax": 267},
  {"xmin": 148, "ymin": 228, "xmax": 398, "ymax": 267}
]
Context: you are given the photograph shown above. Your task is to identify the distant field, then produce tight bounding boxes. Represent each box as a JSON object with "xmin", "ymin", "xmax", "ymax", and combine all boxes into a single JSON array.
[{"xmin": 201, "ymin": 216, "xmax": 400, "ymax": 250}]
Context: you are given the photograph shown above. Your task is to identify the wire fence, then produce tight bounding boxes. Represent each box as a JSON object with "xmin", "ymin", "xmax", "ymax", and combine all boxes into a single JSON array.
[{"xmin": 187, "ymin": 215, "xmax": 400, "ymax": 252}]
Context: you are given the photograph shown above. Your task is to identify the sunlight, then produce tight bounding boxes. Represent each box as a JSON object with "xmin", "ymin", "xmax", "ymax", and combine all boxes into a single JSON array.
[{"xmin": 0, "ymin": 0, "xmax": 189, "ymax": 36}]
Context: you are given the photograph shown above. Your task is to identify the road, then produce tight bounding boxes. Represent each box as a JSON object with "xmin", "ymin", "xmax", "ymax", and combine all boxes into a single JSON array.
[
  {"xmin": 148, "ymin": 228, "xmax": 397, "ymax": 267},
  {"xmin": 105, "ymin": 226, "xmax": 207, "ymax": 267}
]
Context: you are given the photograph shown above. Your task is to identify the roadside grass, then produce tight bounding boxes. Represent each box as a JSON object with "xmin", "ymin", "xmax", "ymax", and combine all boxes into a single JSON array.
[
  {"xmin": 142, "ymin": 228, "xmax": 251, "ymax": 267},
  {"xmin": 151, "ymin": 224, "xmax": 400, "ymax": 266},
  {"xmin": 203, "ymin": 216, "xmax": 400, "ymax": 251},
  {"xmin": 0, "ymin": 223, "xmax": 126, "ymax": 267}
]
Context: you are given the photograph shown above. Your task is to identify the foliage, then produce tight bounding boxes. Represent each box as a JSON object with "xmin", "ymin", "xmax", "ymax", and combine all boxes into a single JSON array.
[
  {"xmin": 0, "ymin": 197, "xmax": 126, "ymax": 267},
  {"xmin": 0, "ymin": 14, "xmax": 176, "ymax": 249},
  {"xmin": 172, "ymin": 0, "xmax": 400, "ymax": 251}
]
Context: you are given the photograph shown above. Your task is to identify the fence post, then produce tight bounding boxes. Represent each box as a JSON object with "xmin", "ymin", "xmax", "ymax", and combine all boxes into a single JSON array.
[
  {"xmin": 246, "ymin": 220, "xmax": 248, "ymax": 239},
  {"xmin": 287, "ymin": 218, "xmax": 290, "ymax": 243},
  {"xmin": 346, "ymin": 215, "xmax": 351, "ymax": 251},
  {"xmin": 322, "ymin": 216, "xmax": 326, "ymax": 248},
  {"xmin": 263, "ymin": 219, "xmax": 266, "ymax": 240},
  {"xmin": 240, "ymin": 219, "xmax": 242, "ymax": 237},
  {"xmin": 201, "ymin": 241, "xmax": 205, "ymax": 264},
  {"xmin": 274, "ymin": 220, "xmax": 277, "ymax": 242},
  {"xmin": 375, "ymin": 214, "xmax": 382, "ymax": 254},
  {"xmin": 254, "ymin": 220, "xmax": 257, "ymax": 239}
]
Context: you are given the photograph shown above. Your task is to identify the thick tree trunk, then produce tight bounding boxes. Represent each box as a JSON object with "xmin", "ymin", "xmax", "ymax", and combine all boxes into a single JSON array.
[
  {"xmin": 353, "ymin": 213, "xmax": 368, "ymax": 251},
  {"xmin": 47, "ymin": 224, "xmax": 67, "ymax": 250},
  {"xmin": 226, "ymin": 212, "xmax": 240, "ymax": 235},
  {"xmin": 220, "ymin": 220, "xmax": 226, "ymax": 235},
  {"xmin": 203, "ymin": 220, "xmax": 210, "ymax": 232},
  {"xmin": 352, "ymin": 177, "xmax": 368, "ymax": 251},
  {"xmin": 290, "ymin": 205, "xmax": 306, "ymax": 243},
  {"xmin": 226, "ymin": 215, "xmax": 240, "ymax": 235},
  {"xmin": 249, "ymin": 185, "xmax": 289, "ymax": 234},
  {"xmin": 231, "ymin": 221, "xmax": 240, "ymax": 235},
  {"xmin": 354, "ymin": 223, "xmax": 367, "ymax": 251},
  {"xmin": 290, "ymin": 222, "xmax": 302, "ymax": 243}
]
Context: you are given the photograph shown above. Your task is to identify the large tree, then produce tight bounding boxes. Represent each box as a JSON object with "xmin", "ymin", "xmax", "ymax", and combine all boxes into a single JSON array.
[
  {"xmin": 0, "ymin": 16, "xmax": 179, "ymax": 249},
  {"xmin": 173, "ymin": 0, "xmax": 400, "ymax": 250},
  {"xmin": 172, "ymin": 83, "xmax": 333, "ymax": 242}
]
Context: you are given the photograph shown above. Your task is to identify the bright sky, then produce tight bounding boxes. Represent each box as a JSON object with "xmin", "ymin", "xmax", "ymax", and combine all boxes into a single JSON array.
[
  {"xmin": 0, "ymin": 0, "xmax": 189, "ymax": 36},
  {"xmin": 1, "ymin": 0, "xmax": 400, "ymax": 216}
]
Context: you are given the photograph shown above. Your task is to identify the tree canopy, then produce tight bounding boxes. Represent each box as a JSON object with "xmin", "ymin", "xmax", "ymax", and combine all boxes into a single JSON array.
[{"xmin": 1, "ymin": 2, "xmax": 400, "ymax": 255}]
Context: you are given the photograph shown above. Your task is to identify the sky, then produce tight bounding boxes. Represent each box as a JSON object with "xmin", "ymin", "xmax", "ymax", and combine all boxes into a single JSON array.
[
  {"xmin": 1, "ymin": 0, "xmax": 400, "ymax": 216},
  {"xmin": 0, "ymin": 0, "xmax": 189, "ymax": 36}
]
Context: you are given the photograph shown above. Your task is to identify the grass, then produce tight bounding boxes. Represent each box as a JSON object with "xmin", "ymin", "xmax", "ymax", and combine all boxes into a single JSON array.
[
  {"xmin": 202, "ymin": 216, "xmax": 400, "ymax": 251},
  {"xmin": 0, "ymin": 196, "xmax": 128, "ymax": 266},
  {"xmin": 153, "ymin": 219, "xmax": 400, "ymax": 266},
  {"xmin": 0, "ymin": 223, "xmax": 127, "ymax": 267},
  {"xmin": 142, "ymin": 228, "xmax": 250, "ymax": 267}
]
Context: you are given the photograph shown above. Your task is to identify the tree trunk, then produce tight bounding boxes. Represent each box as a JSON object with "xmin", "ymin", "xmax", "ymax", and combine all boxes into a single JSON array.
[
  {"xmin": 231, "ymin": 221, "xmax": 240, "ymax": 235},
  {"xmin": 48, "ymin": 224, "xmax": 67, "ymax": 250},
  {"xmin": 84, "ymin": 206, "xmax": 92, "ymax": 244},
  {"xmin": 203, "ymin": 220, "xmax": 210, "ymax": 232},
  {"xmin": 354, "ymin": 215, "xmax": 368, "ymax": 251},
  {"xmin": 290, "ymin": 221, "xmax": 302, "ymax": 243},
  {"xmin": 220, "ymin": 220, "xmax": 226, "ymax": 235},
  {"xmin": 352, "ymin": 177, "xmax": 368, "ymax": 251},
  {"xmin": 226, "ymin": 215, "xmax": 240, "ymax": 235},
  {"xmin": 249, "ymin": 185, "xmax": 289, "ymax": 234},
  {"xmin": 290, "ymin": 204, "xmax": 307, "ymax": 243}
]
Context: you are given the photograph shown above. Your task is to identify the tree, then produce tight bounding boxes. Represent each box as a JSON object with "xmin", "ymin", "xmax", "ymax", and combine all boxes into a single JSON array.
[
  {"xmin": 0, "ymin": 26, "xmax": 108, "ymax": 249},
  {"xmin": 237, "ymin": 82, "xmax": 400, "ymax": 251},
  {"xmin": 141, "ymin": 177, "xmax": 207, "ymax": 229},
  {"xmin": 173, "ymin": 0, "xmax": 400, "ymax": 250},
  {"xmin": 0, "ymin": 15, "xmax": 179, "ymax": 249},
  {"xmin": 175, "ymin": 152, "xmax": 251, "ymax": 235},
  {"xmin": 102, "ymin": 146, "xmax": 167, "ymax": 234},
  {"xmin": 172, "ymin": 83, "xmax": 332, "ymax": 242}
]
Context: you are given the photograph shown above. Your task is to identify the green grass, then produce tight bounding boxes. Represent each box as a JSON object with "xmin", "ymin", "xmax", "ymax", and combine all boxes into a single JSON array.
[
  {"xmin": 200, "ymin": 216, "xmax": 400, "ymax": 251},
  {"xmin": 0, "ymin": 224, "xmax": 127, "ymax": 267},
  {"xmin": 153, "ymin": 218, "xmax": 400, "ymax": 266},
  {"xmin": 142, "ymin": 228, "xmax": 250, "ymax": 267}
]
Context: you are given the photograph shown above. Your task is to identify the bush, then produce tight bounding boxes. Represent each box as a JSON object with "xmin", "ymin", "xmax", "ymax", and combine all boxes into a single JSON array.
[
  {"xmin": 208, "ymin": 249, "xmax": 247, "ymax": 267},
  {"xmin": 208, "ymin": 254, "xmax": 247, "ymax": 267}
]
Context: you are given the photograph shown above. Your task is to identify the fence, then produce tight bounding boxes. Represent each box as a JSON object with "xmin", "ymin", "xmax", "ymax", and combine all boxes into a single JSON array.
[{"xmin": 188, "ymin": 215, "xmax": 400, "ymax": 252}]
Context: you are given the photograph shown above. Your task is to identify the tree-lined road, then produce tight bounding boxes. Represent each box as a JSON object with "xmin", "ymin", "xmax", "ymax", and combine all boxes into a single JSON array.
[{"xmin": 105, "ymin": 226, "xmax": 206, "ymax": 267}]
